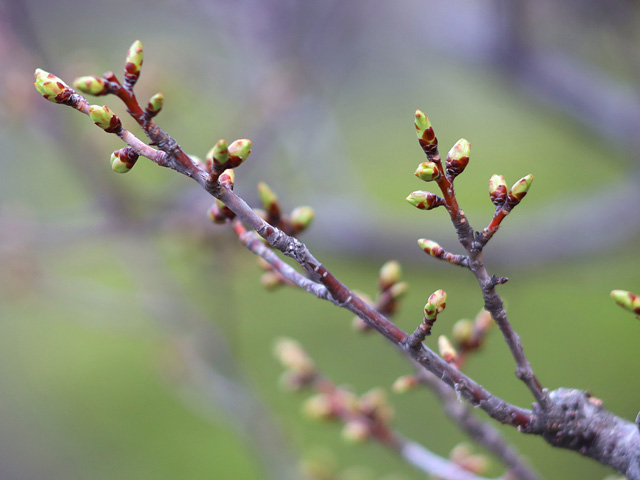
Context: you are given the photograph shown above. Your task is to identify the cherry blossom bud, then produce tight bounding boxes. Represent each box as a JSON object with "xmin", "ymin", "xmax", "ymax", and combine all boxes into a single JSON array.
[
  {"xmin": 406, "ymin": 190, "xmax": 444, "ymax": 210},
  {"xmin": 227, "ymin": 139, "xmax": 251, "ymax": 167},
  {"xmin": 109, "ymin": 147, "xmax": 138, "ymax": 173},
  {"xmin": 488, "ymin": 174, "xmax": 507, "ymax": 206},
  {"xmin": 415, "ymin": 109, "xmax": 438, "ymax": 152},
  {"xmin": 124, "ymin": 40, "xmax": 143, "ymax": 86},
  {"xmin": 438, "ymin": 335, "xmax": 457, "ymax": 363},
  {"xmin": 445, "ymin": 138, "xmax": 470, "ymax": 179},
  {"xmin": 451, "ymin": 319, "xmax": 473, "ymax": 346},
  {"xmin": 392, "ymin": 375, "xmax": 418, "ymax": 393},
  {"xmin": 378, "ymin": 260, "xmax": 401, "ymax": 291},
  {"xmin": 424, "ymin": 289, "xmax": 447, "ymax": 321},
  {"xmin": 507, "ymin": 174, "xmax": 534, "ymax": 208},
  {"xmin": 218, "ymin": 169, "xmax": 235, "ymax": 190},
  {"xmin": 73, "ymin": 76, "xmax": 109, "ymax": 96},
  {"xmin": 290, "ymin": 206, "xmax": 315, "ymax": 233},
  {"xmin": 417, "ymin": 238, "xmax": 444, "ymax": 258},
  {"xmin": 34, "ymin": 69, "xmax": 73, "ymax": 103},
  {"xmin": 146, "ymin": 92, "xmax": 164, "ymax": 117},
  {"xmin": 414, "ymin": 161, "xmax": 441, "ymax": 182},
  {"xmin": 89, "ymin": 105, "xmax": 122, "ymax": 132},
  {"xmin": 611, "ymin": 290, "xmax": 640, "ymax": 317},
  {"xmin": 273, "ymin": 338, "xmax": 316, "ymax": 377}
]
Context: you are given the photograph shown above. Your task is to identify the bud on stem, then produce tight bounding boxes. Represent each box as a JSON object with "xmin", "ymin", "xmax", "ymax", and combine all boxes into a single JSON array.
[
  {"xmin": 110, "ymin": 147, "xmax": 139, "ymax": 173},
  {"xmin": 488, "ymin": 174, "xmax": 508, "ymax": 207},
  {"xmin": 146, "ymin": 92, "xmax": 164, "ymax": 117},
  {"xmin": 445, "ymin": 139, "xmax": 470, "ymax": 179},
  {"xmin": 507, "ymin": 174, "xmax": 534, "ymax": 208},
  {"xmin": 34, "ymin": 69, "xmax": 73, "ymax": 104},
  {"xmin": 73, "ymin": 76, "xmax": 109, "ymax": 96},
  {"xmin": 415, "ymin": 109, "xmax": 438, "ymax": 154},
  {"xmin": 378, "ymin": 260, "xmax": 402, "ymax": 291},
  {"xmin": 124, "ymin": 40, "xmax": 143, "ymax": 87},
  {"xmin": 417, "ymin": 238, "xmax": 444, "ymax": 258},
  {"xmin": 610, "ymin": 290, "xmax": 640, "ymax": 317},
  {"xmin": 406, "ymin": 190, "xmax": 444, "ymax": 210},
  {"xmin": 89, "ymin": 105, "xmax": 122, "ymax": 133},
  {"xmin": 438, "ymin": 335, "xmax": 457, "ymax": 364},
  {"xmin": 290, "ymin": 206, "xmax": 315, "ymax": 233},
  {"xmin": 414, "ymin": 162, "xmax": 441, "ymax": 182},
  {"xmin": 424, "ymin": 289, "xmax": 447, "ymax": 321}
]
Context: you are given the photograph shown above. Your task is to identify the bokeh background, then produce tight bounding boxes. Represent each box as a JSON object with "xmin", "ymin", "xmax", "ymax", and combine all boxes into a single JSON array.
[{"xmin": 1, "ymin": 0, "xmax": 640, "ymax": 479}]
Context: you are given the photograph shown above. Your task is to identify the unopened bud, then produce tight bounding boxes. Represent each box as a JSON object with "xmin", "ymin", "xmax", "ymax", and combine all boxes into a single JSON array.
[
  {"xmin": 34, "ymin": 69, "xmax": 73, "ymax": 103},
  {"xmin": 418, "ymin": 238, "xmax": 444, "ymax": 257},
  {"xmin": 124, "ymin": 40, "xmax": 143, "ymax": 85},
  {"xmin": 379, "ymin": 260, "xmax": 401, "ymax": 291},
  {"xmin": 207, "ymin": 200, "xmax": 234, "ymax": 224},
  {"xmin": 414, "ymin": 109, "xmax": 438, "ymax": 152},
  {"xmin": 392, "ymin": 375, "xmax": 418, "ymax": 393},
  {"xmin": 303, "ymin": 394, "xmax": 333, "ymax": 421},
  {"xmin": 274, "ymin": 338, "xmax": 316, "ymax": 377},
  {"xmin": 389, "ymin": 281, "xmax": 409, "ymax": 300},
  {"xmin": 219, "ymin": 169, "xmax": 235, "ymax": 190},
  {"xmin": 352, "ymin": 316, "xmax": 371, "ymax": 332},
  {"xmin": 73, "ymin": 75, "xmax": 109, "ymax": 96},
  {"xmin": 358, "ymin": 388, "xmax": 387, "ymax": 416},
  {"xmin": 258, "ymin": 182, "xmax": 280, "ymax": 216},
  {"xmin": 146, "ymin": 92, "xmax": 164, "ymax": 116},
  {"xmin": 261, "ymin": 271, "xmax": 283, "ymax": 290},
  {"xmin": 414, "ymin": 162, "xmax": 441, "ymax": 182},
  {"xmin": 342, "ymin": 421, "xmax": 370, "ymax": 443},
  {"xmin": 206, "ymin": 139, "xmax": 229, "ymax": 170},
  {"xmin": 424, "ymin": 289, "xmax": 447, "ymax": 321},
  {"xmin": 451, "ymin": 319, "xmax": 473, "ymax": 346},
  {"xmin": 89, "ymin": 104, "xmax": 122, "ymax": 132},
  {"xmin": 507, "ymin": 174, "xmax": 534, "ymax": 208},
  {"xmin": 227, "ymin": 139, "xmax": 251, "ymax": 167},
  {"xmin": 406, "ymin": 190, "xmax": 444, "ymax": 210},
  {"xmin": 488, "ymin": 174, "xmax": 507, "ymax": 206},
  {"xmin": 445, "ymin": 139, "xmax": 470, "ymax": 179},
  {"xmin": 474, "ymin": 309, "xmax": 494, "ymax": 331},
  {"xmin": 110, "ymin": 147, "xmax": 138, "ymax": 173},
  {"xmin": 611, "ymin": 290, "xmax": 640, "ymax": 316},
  {"xmin": 438, "ymin": 335, "xmax": 457, "ymax": 363},
  {"xmin": 290, "ymin": 206, "xmax": 315, "ymax": 233}
]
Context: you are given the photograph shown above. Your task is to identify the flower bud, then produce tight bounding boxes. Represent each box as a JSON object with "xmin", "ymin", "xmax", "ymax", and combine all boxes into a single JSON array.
[
  {"xmin": 342, "ymin": 421, "xmax": 370, "ymax": 444},
  {"xmin": 34, "ymin": 69, "xmax": 73, "ymax": 103},
  {"xmin": 406, "ymin": 190, "xmax": 444, "ymax": 210},
  {"xmin": 424, "ymin": 289, "xmax": 447, "ymax": 321},
  {"xmin": 392, "ymin": 375, "xmax": 418, "ymax": 393},
  {"xmin": 445, "ymin": 138, "xmax": 470, "ymax": 179},
  {"xmin": 417, "ymin": 238, "xmax": 444, "ymax": 258},
  {"xmin": 290, "ymin": 206, "xmax": 315, "ymax": 233},
  {"xmin": 451, "ymin": 319, "xmax": 473, "ymax": 346},
  {"xmin": 507, "ymin": 174, "xmax": 533, "ymax": 208},
  {"xmin": 389, "ymin": 281, "xmax": 409, "ymax": 300},
  {"xmin": 110, "ymin": 147, "xmax": 138, "ymax": 173},
  {"xmin": 258, "ymin": 182, "xmax": 280, "ymax": 216},
  {"xmin": 414, "ymin": 162, "xmax": 441, "ymax": 182},
  {"xmin": 474, "ymin": 309, "xmax": 494, "ymax": 331},
  {"xmin": 146, "ymin": 92, "xmax": 164, "ymax": 116},
  {"xmin": 89, "ymin": 104, "xmax": 122, "ymax": 132},
  {"xmin": 207, "ymin": 201, "xmax": 233, "ymax": 224},
  {"xmin": 438, "ymin": 335, "xmax": 457, "ymax": 363},
  {"xmin": 124, "ymin": 40, "xmax": 143, "ymax": 85},
  {"xmin": 218, "ymin": 169, "xmax": 235, "ymax": 190},
  {"xmin": 73, "ymin": 75, "xmax": 109, "ymax": 96},
  {"xmin": 206, "ymin": 139, "xmax": 229, "ymax": 171},
  {"xmin": 488, "ymin": 174, "xmax": 507, "ymax": 206},
  {"xmin": 273, "ymin": 338, "xmax": 316, "ymax": 377},
  {"xmin": 610, "ymin": 290, "xmax": 640, "ymax": 316},
  {"xmin": 379, "ymin": 260, "xmax": 401, "ymax": 291},
  {"xmin": 303, "ymin": 394, "xmax": 333, "ymax": 421},
  {"xmin": 227, "ymin": 139, "xmax": 251, "ymax": 167},
  {"xmin": 415, "ymin": 109, "xmax": 438, "ymax": 152},
  {"xmin": 261, "ymin": 271, "xmax": 283, "ymax": 290}
]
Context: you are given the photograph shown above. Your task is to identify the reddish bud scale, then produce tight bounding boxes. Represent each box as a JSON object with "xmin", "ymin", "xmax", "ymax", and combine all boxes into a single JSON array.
[
  {"xmin": 445, "ymin": 139, "xmax": 471, "ymax": 179},
  {"xmin": 34, "ymin": 69, "xmax": 74, "ymax": 104},
  {"xmin": 507, "ymin": 174, "xmax": 534, "ymax": 208},
  {"xmin": 489, "ymin": 174, "xmax": 508, "ymax": 207},
  {"xmin": 111, "ymin": 147, "xmax": 139, "ymax": 172},
  {"xmin": 418, "ymin": 239, "xmax": 444, "ymax": 258},
  {"xmin": 219, "ymin": 170, "xmax": 235, "ymax": 190}
]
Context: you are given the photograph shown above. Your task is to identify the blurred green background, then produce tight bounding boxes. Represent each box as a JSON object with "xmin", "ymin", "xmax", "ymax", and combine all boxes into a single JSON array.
[{"xmin": 1, "ymin": 0, "xmax": 640, "ymax": 479}]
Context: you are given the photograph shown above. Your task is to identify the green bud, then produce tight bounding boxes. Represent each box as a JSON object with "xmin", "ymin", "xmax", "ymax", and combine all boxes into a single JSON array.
[
  {"xmin": 488, "ymin": 174, "xmax": 508, "ymax": 206},
  {"xmin": 89, "ymin": 104, "xmax": 122, "ymax": 132},
  {"xmin": 73, "ymin": 76, "xmax": 109, "ymax": 96},
  {"xmin": 406, "ymin": 190, "xmax": 443, "ymax": 210},
  {"xmin": 34, "ymin": 68, "xmax": 73, "ymax": 103},
  {"xmin": 414, "ymin": 161, "xmax": 441, "ymax": 182},
  {"xmin": 206, "ymin": 139, "xmax": 229, "ymax": 170},
  {"xmin": 389, "ymin": 281, "xmax": 409, "ymax": 300},
  {"xmin": 218, "ymin": 169, "xmax": 235, "ymax": 190},
  {"xmin": 303, "ymin": 394, "xmax": 333, "ymax": 421},
  {"xmin": 342, "ymin": 421, "xmax": 370, "ymax": 444},
  {"xmin": 273, "ymin": 338, "xmax": 316, "ymax": 376},
  {"xmin": 610, "ymin": 290, "xmax": 640, "ymax": 316},
  {"xmin": 207, "ymin": 203, "xmax": 227, "ymax": 224},
  {"xmin": 417, "ymin": 238, "xmax": 444, "ymax": 258},
  {"xmin": 451, "ymin": 319, "xmax": 473, "ymax": 346},
  {"xmin": 391, "ymin": 375, "xmax": 417, "ymax": 394},
  {"xmin": 414, "ymin": 109, "xmax": 438, "ymax": 151},
  {"xmin": 228, "ymin": 139, "xmax": 252, "ymax": 167},
  {"xmin": 379, "ymin": 260, "xmax": 401, "ymax": 291},
  {"xmin": 258, "ymin": 182, "xmax": 279, "ymax": 213},
  {"xmin": 109, "ymin": 147, "xmax": 138, "ymax": 173},
  {"xmin": 290, "ymin": 206, "xmax": 315, "ymax": 233},
  {"xmin": 124, "ymin": 40, "xmax": 143, "ymax": 78},
  {"xmin": 424, "ymin": 289, "xmax": 447, "ymax": 321},
  {"xmin": 438, "ymin": 335, "xmax": 457, "ymax": 363},
  {"xmin": 445, "ymin": 138, "xmax": 470, "ymax": 179},
  {"xmin": 146, "ymin": 92, "xmax": 164, "ymax": 116},
  {"xmin": 507, "ymin": 174, "xmax": 534, "ymax": 207}
]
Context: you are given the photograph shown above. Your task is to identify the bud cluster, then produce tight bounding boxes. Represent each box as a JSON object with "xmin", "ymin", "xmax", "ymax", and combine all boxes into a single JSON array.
[{"xmin": 206, "ymin": 139, "xmax": 252, "ymax": 174}]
